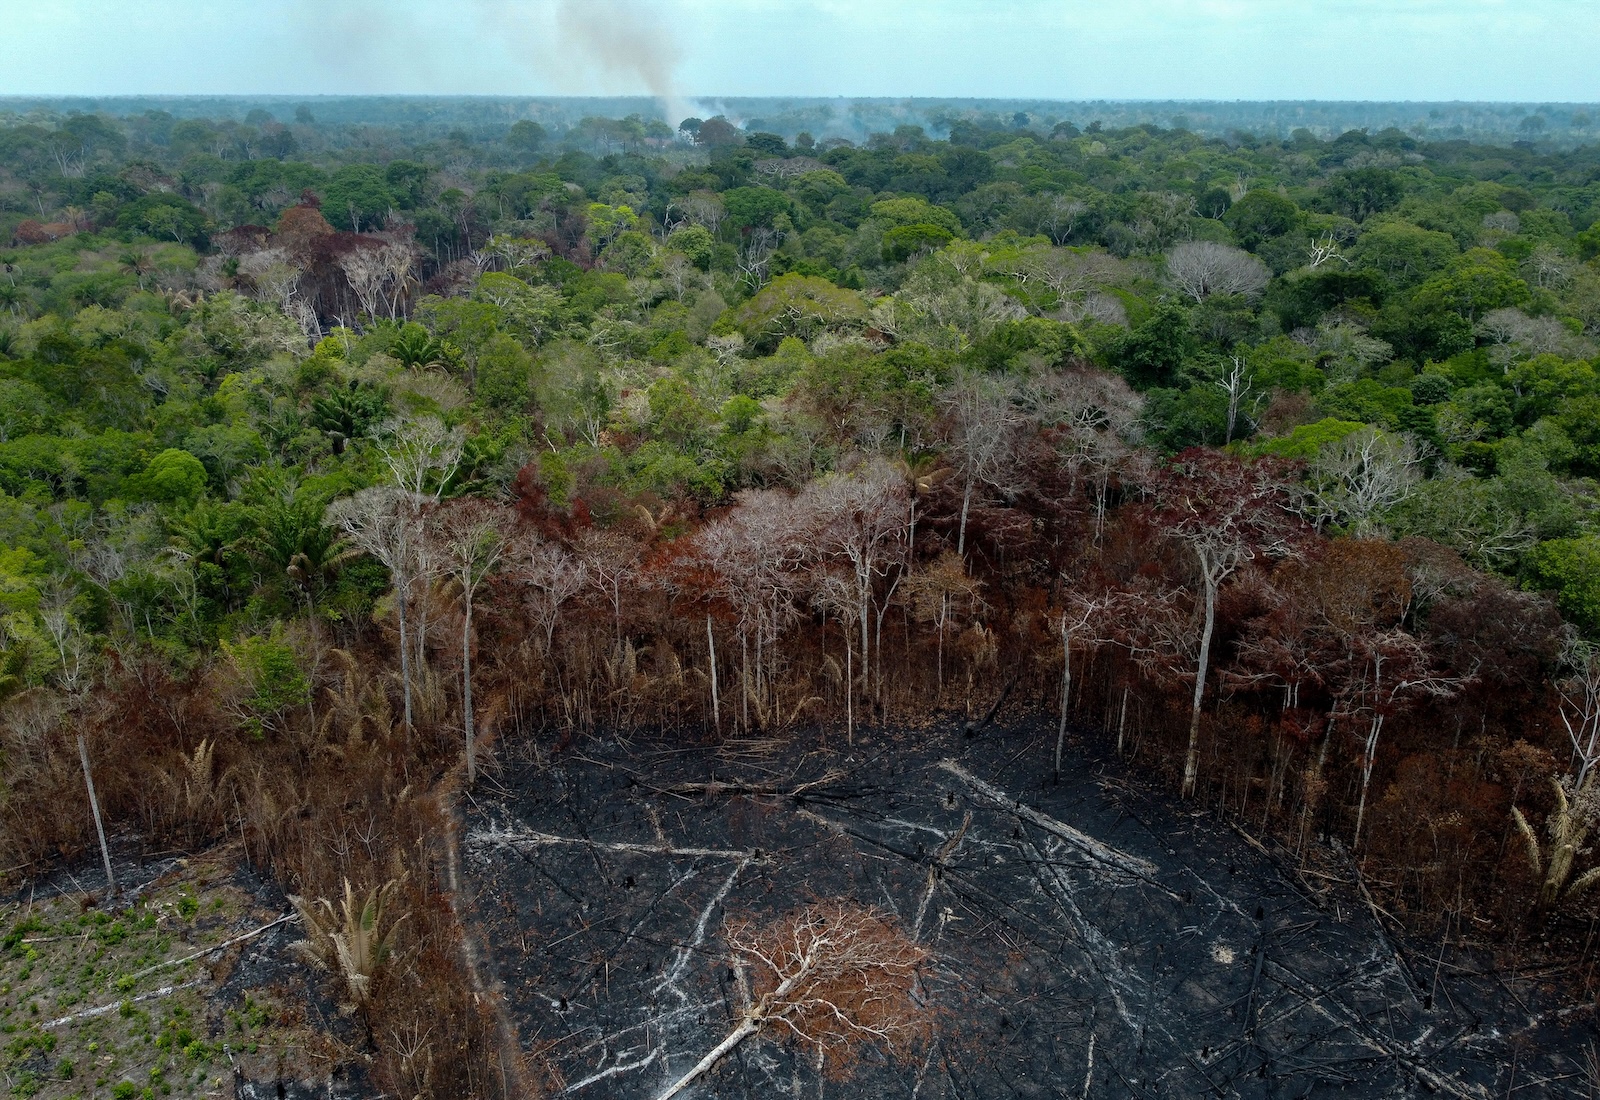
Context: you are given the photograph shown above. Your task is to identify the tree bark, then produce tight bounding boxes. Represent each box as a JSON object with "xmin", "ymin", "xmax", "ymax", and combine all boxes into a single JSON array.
[
  {"xmin": 1056, "ymin": 623, "xmax": 1072, "ymax": 778},
  {"xmin": 656, "ymin": 1017, "xmax": 760, "ymax": 1100},
  {"xmin": 957, "ymin": 477, "xmax": 974, "ymax": 558},
  {"xmin": 462, "ymin": 602, "xmax": 476, "ymax": 785},
  {"xmin": 1182, "ymin": 562, "xmax": 1218, "ymax": 800},
  {"xmin": 397, "ymin": 581, "xmax": 413, "ymax": 733},
  {"xmin": 706, "ymin": 615, "xmax": 720, "ymax": 732},
  {"xmin": 77, "ymin": 732, "xmax": 116, "ymax": 897}
]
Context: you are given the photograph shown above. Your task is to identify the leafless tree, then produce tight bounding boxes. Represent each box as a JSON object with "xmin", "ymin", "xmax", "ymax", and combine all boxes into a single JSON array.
[
  {"xmin": 237, "ymin": 247, "xmax": 304, "ymax": 312},
  {"xmin": 802, "ymin": 457, "xmax": 912, "ymax": 716},
  {"xmin": 1037, "ymin": 194, "xmax": 1088, "ymax": 244},
  {"xmin": 690, "ymin": 491, "xmax": 812, "ymax": 730},
  {"xmin": 1165, "ymin": 240, "xmax": 1270, "ymax": 302},
  {"xmin": 484, "ymin": 233, "xmax": 550, "ymax": 273},
  {"xmin": 1150, "ymin": 456, "xmax": 1298, "ymax": 798},
  {"xmin": 737, "ymin": 226, "xmax": 782, "ymax": 289},
  {"xmin": 1557, "ymin": 638, "xmax": 1600, "ymax": 792},
  {"xmin": 658, "ymin": 901, "xmax": 929, "ymax": 1100},
  {"xmin": 430, "ymin": 501, "xmax": 512, "ymax": 785},
  {"xmin": 1054, "ymin": 590, "xmax": 1114, "ymax": 778},
  {"xmin": 1477, "ymin": 307, "xmax": 1595, "ymax": 368},
  {"xmin": 940, "ymin": 372, "xmax": 1025, "ymax": 557},
  {"xmin": 1036, "ymin": 367, "xmax": 1144, "ymax": 540},
  {"xmin": 576, "ymin": 528, "xmax": 644, "ymax": 654},
  {"xmin": 373, "ymin": 416, "xmax": 465, "ymax": 501},
  {"xmin": 1342, "ymin": 629, "xmax": 1462, "ymax": 847},
  {"xmin": 1300, "ymin": 426, "xmax": 1422, "ymax": 536},
  {"xmin": 338, "ymin": 240, "xmax": 418, "ymax": 322},
  {"xmin": 515, "ymin": 536, "xmax": 587, "ymax": 657},
  {"xmin": 38, "ymin": 582, "xmax": 115, "ymax": 895},
  {"xmin": 325, "ymin": 486, "xmax": 429, "ymax": 731},
  {"xmin": 1306, "ymin": 233, "xmax": 1347, "ymax": 269},
  {"xmin": 1212, "ymin": 356, "xmax": 1263, "ymax": 444},
  {"xmin": 676, "ymin": 190, "xmax": 726, "ymax": 235}
]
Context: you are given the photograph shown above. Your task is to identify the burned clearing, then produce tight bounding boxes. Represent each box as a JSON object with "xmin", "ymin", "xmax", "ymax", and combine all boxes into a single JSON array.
[{"xmin": 463, "ymin": 723, "xmax": 1600, "ymax": 1099}]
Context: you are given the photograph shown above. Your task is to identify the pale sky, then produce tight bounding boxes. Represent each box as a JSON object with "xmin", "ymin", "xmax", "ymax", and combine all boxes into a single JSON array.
[{"xmin": 1, "ymin": 0, "xmax": 1596, "ymax": 102}]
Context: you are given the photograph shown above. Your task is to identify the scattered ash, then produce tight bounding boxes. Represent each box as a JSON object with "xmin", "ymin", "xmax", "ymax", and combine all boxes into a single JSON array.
[{"xmin": 462, "ymin": 722, "xmax": 1600, "ymax": 1099}]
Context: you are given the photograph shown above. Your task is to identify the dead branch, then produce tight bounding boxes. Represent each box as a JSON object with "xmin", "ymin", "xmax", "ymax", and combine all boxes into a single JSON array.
[
  {"xmin": 657, "ymin": 900, "xmax": 929, "ymax": 1099},
  {"xmin": 938, "ymin": 760, "xmax": 1159, "ymax": 878}
]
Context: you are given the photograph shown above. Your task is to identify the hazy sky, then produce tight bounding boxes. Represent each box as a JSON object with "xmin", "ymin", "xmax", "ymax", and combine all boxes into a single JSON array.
[{"xmin": 2, "ymin": 0, "xmax": 1597, "ymax": 103}]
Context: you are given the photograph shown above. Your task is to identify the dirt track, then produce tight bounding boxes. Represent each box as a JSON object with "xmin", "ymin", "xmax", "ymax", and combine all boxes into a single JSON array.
[{"xmin": 462, "ymin": 722, "xmax": 1600, "ymax": 1099}]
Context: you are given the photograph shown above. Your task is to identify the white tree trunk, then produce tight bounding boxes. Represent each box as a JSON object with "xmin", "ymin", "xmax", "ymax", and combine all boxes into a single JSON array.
[
  {"xmin": 1056, "ymin": 625, "xmax": 1072, "ymax": 778},
  {"xmin": 77, "ymin": 732, "xmax": 116, "ymax": 896},
  {"xmin": 1182, "ymin": 565, "xmax": 1218, "ymax": 800},
  {"xmin": 656, "ymin": 1017, "xmax": 760, "ymax": 1100},
  {"xmin": 707, "ymin": 615, "xmax": 720, "ymax": 731},
  {"xmin": 462, "ymin": 603, "xmax": 476, "ymax": 785}
]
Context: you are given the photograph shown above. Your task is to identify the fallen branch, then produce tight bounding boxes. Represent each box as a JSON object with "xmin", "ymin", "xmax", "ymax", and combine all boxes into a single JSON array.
[
  {"xmin": 121, "ymin": 912, "xmax": 296, "ymax": 986},
  {"xmin": 47, "ymin": 980, "xmax": 203, "ymax": 1028},
  {"xmin": 938, "ymin": 760, "xmax": 1159, "ymax": 878},
  {"xmin": 912, "ymin": 812, "xmax": 972, "ymax": 940},
  {"xmin": 471, "ymin": 822, "xmax": 752, "ymax": 861}
]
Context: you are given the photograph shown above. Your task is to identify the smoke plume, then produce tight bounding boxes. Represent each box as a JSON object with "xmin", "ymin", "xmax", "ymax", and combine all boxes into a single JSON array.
[{"xmin": 480, "ymin": 0, "xmax": 694, "ymax": 125}]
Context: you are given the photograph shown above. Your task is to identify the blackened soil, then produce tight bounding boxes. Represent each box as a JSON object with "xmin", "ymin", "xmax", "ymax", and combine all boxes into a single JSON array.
[{"xmin": 463, "ymin": 722, "xmax": 1599, "ymax": 1099}]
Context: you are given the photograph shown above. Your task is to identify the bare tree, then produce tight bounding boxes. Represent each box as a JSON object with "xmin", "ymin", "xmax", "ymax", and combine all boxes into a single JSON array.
[
  {"xmin": 1149, "ymin": 454, "xmax": 1298, "ymax": 798},
  {"xmin": 338, "ymin": 240, "xmax": 418, "ymax": 322},
  {"xmin": 1054, "ymin": 590, "xmax": 1114, "ymax": 779},
  {"xmin": 689, "ymin": 491, "xmax": 811, "ymax": 730},
  {"xmin": 1306, "ymin": 233, "xmax": 1347, "ymax": 269},
  {"xmin": 736, "ymin": 225, "xmax": 782, "ymax": 289},
  {"xmin": 431, "ymin": 501, "xmax": 512, "ymax": 785},
  {"xmin": 374, "ymin": 416, "xmax": 465, "ymax": 501},
  {"xmin": 676, "ymin": 190, "xmax": 726, "ymax": 235},
  {"xmin": 515, "ymin": 536, "xmax": 587, "ymax": 657},
  {"xmin": 325, "ymin": 486, "xmax": 429, "ymax": 732},
  {"xmin": 1037, "ymin": 367, "xmax": 1145, "ymax": 540},
  {"xmin": 802, "ymin": 457, "xmax": 912, "ymax": 716},
  {"xmin": 1300, "ymin": 426, "xmax": 1422, "ymax": 537},
  {"xmin": 1343, "ymin": 629, "xmax": 1462, "ymax": 847},
  {"xmin": 576, "ymin": 528, "xmax": 644, "ymax": 654},
  {"xmin": 1477, "ymin": 307, "xmax": 1596, "ymax": 369},
  {"xmin": 1165, "ymin": 240, "xmax": 1269, "ymax": 302},
  {"xmin": 658, "ymin": 901, "xmax": 929, "ymax": 1100},
  {"xmin": 1212, "ymin": 356, "xmax": 1262, "ymax": 445},
  {"xmin": 940, "ymin": 372, "xmax": 1025, "ymax": 557},
  {"xmin": 38, "ymin": 582, "xmax": 115, "ymax": 896}
]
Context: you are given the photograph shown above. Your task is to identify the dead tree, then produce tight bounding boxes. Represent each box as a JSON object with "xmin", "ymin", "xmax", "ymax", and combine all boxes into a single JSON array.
[
  {"xmin": 1165, "ymin": 240, "xmax": 1269, "ymax": 303},
  {"xmin": 1147, "ymin": 452, "xmax": 1300, "ymax": 798},
  {"xmin": 939, "ymin": 373, "xmax": 1024, "ymax": 558},
  {"xmin": 802, "ymin": 457, "xmax": 911, "ymax": 711},
  {"xmin": 683, "ymin": 490, "xmax": 813, "ymax": 729},
  {"xmin": 37, "ymin": 582, "xmax": 115, "ymax": 896},
  {"xmin": 373, "ymin": 415, "xmax": 465, "ymax": 502},
  {"xmin": 657, "ymin": 900, "xmax": 929, "ymax": 1100},
  {"xmin": 430, "ymin": 501, "xmax": 512, "ymax": 785},
  {"xmin": 1055, "ymin": 590, "xmax": 1113, "ymax": 779},
  {"xmin": 325, "ymin": 486, "xmax": 429, "ymax": 732},
  {"xmin": 1299, "ymin": 426, "xmax": 1422, "ymax": 537},
  {"xmin": 514, "ymin": 535, "xmax": 586, "ymax": 658}
]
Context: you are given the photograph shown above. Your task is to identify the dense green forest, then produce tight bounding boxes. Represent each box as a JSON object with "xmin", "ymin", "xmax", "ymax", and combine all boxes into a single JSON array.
[{"xmin": 4, "ymin": 103, "xmax": 1600, "ymax": 1095}]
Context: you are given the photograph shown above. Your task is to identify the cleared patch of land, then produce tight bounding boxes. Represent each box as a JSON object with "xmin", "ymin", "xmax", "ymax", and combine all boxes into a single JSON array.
[{"xmin": 462, "ymin": 722, "xmax": 1600, "ymax": 1099}]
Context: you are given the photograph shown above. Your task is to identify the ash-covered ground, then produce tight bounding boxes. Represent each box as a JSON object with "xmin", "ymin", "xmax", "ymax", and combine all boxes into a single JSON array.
[{"xmin": 462, "ymin": 722, "xmax": 1599, "ymax": 1099}]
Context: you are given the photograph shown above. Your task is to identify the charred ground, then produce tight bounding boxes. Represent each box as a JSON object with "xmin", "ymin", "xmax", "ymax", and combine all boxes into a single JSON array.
[{"xmin": 461, "ymin": 720, "xmax": 1600, "ymax": 1100}]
